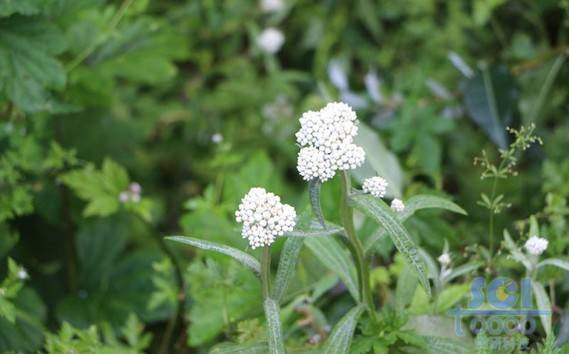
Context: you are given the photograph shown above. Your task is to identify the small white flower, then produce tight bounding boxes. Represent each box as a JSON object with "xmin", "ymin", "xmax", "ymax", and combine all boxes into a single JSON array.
[
  {"xmin": 524, "ymin": 236, "xmax": 548, "ymax": 256},
  {"xmin": 119, "ymin": 192, "xmax": 130, "ymax": 203},
  {"xmin": 362, "ymin": 176, "xmax": 388, "ymax": 198},
  {"xmin": 18, "ymin": 269, "xmax": 28, "ymax": 280},
  {"xmin": 438, "ymin": 253, "xmax": 451, "ymax": 266},
  {"xmin": 235, "ymin": 188, "xmax": 296, "ymax": 249},
  {"xmin": 211, "ymin": 133, "xmax": 223, "ymax": 144},
  {"xmin": 130, "ymin": 182, "xmax": 141, "ymax": 194},
  {"xmin": 257, "ymin": 28, "xmax": 285, "ymax": 54},
  {"xmin": 297, "ymin": 147, "xmax": 335, "ymax": 182},
  {"xmin": 260, "ymin": 0, "xmax": 284, "ymax": 13},
  {"xmin": 391, "ymin": 198, "xmax": 405, "ymax": 212}
]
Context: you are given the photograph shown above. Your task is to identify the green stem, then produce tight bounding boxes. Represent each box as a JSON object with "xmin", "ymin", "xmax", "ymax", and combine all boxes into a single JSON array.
[
  {"xmin": 488, "ymin": 177, "xmax": 498, "ymax": 256},
  {"xmin": 340, "ymin": 171, "xmax": 376, "ymax": 319},
  {"xmin": 261, "ymin": 246, "xmax": 271, "ymax": 299}
]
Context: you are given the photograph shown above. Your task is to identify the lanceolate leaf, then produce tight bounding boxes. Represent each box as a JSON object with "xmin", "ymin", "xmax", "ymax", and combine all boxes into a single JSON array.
[
  {"xmin": 502, "ymin": 230, "xmax": 532, "ymax": 270},
  {"xmin": 443, "ymin": 262, "xmax": 483, "ymax": 283},
  {"xmin": 264, "ymin": 298, "xmax": 285, "ymax": 354},
  {"xmin": 321, "ymin": 305, "xmax": 364, "ymax": 354},
  {"xmin": 309, "ymin": 179, "xmax": 326, "ymax": 227},
  {"xmin": 305, "ymin": 237, "xmax": 359, "ymax": 301},
  {"xmin": 423, "ymin": 336, "xmax": 471, "ymax": 354},
  {"xmin": 349, "ymin": 194, "xmax": 431, "ymax": 296},
  {"xmin": 210, "ymin": 342, "xmax": 268, "ymax": 354},
  {"xmin": 532, "ymin": 281, "xmax": 552, "ymax": 337},
  {"xmin": 537, "ymin": 259, "xmax": 569, "ymax": 273},
  {"xmin": 272, "ymin": 237, "xmax": 304, "ymax": 303},
  {"xmin": 364, "ymin": 194, "xmax": 466, "ymax": 253},
  {"xmin": 165, "ymin": 236, "xmax": 260, "ymax": 275},
  {"xmin": 284, "ymin": 220, "xmax": 344, "ymax": 238}
]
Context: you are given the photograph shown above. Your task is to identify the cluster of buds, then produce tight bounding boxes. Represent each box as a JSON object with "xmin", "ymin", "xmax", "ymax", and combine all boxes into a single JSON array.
[
  {"xmin": 235, "ymin": 188, "xmax": 297, "ymax": 249},
  {"xmin": 119, "ymin": 182, "xmax": 142, "ymax": 204},
  {"xmin": 361, "ymin": 176, "xmax": 405, "ymax": 213},
  {"xmin": 524, "ymin": 235, "xmax": 548, "ymax": 256},
  {"xmin": 296, "ymin": 102, "xmax": 365, "ymax": 182}
]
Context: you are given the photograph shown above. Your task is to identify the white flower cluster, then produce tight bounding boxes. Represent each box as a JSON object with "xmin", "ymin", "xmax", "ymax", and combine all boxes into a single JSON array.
[
  {"xmin": 119, "ymin": 182, "xmax": 142, "ymax": 204},
  {"xmin": 235, "ymin": 188, "xmax": 296, "ymax": 249},
  {"xmin": 524, "ymin": 235, "xmax": 548, "ymax": 256},
  {"xmin": 296, "ymin": 102, "xmax": 365, "ymax": 182},
  {"xmin": 257, "ymin": 27, "xmax": 285, "ymax": 54},
  {"xmin": 438, "ymin": 253, "xmax": 451, "ymax": 266},
  {"xmin": 391, "ymin": 198, "xmax": 405, "ymax": 213},
  {"xmin": 362, "ymin": 176, "xmax": 388, "ymax": 198}
]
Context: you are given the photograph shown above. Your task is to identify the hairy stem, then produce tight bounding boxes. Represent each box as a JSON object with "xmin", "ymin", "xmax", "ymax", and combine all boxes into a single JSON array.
[
  {"xmin": 261, "ymin": 246, "xmax": 271, "ymax": 299},
  {"xmin": 340, "ymin": 171, "xmax": 376, "ymax": 319}
]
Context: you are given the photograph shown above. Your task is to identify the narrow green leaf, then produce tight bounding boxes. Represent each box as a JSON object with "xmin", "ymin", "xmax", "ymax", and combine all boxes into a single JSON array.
[
  {"xmin": 272, "ymin": 237, "xmax": 303, "ymax": 303},
  {"xmin": 502, "ymin": 230, "xmax": 532, "ymax": 270},
  {"xmin": 321, "ymin": 305, "xmax": 364, "ymax": 354},
  {"xmin": 264, "ymin": 298, "xmax": 285, "ymax": 354},
  {"xmin": 284, "ymin": 220, "xmax": 344, "ymax": 238},
  {"xmin": 537, "ymin": 258, "xmax": 569, "ymax": 273},
  {"xmin": 350, "ymin": 194, "xmax": 431, "ymax": 296},
  {"xmin": 309, "ymin": 179, "xmax": 326, "ymax": 227},
  {"xmin": 532, "ymin": 281, "xmax": 552, "ymax": 337},
  {"xmin": 418, "ymin": 249, "xmax": 440, "ymax": 289},
  {"xmin": 395, "ymin": 265, "xmax": 419, "ymax": 310},
  {"xmin": 165, "ymin": 236, "xmax": 260, "ymax": 275},
  {"xmin": 364, "ymin": 194, "xmax": 466, "ymax": 254},
  {"xmin": 305, "ymin": 237, "xmax": 359, "ymax": 301},
  {"xmin": 443, "ymin": 262, "xmax": 483, "ymax": 283},
  {"xmin": 210, "ymin": 342, "xmax": 267, "ymax": 354},
  {"xmin": 423, "ymin": 336, "xmax": 471, "ymax": 354}
]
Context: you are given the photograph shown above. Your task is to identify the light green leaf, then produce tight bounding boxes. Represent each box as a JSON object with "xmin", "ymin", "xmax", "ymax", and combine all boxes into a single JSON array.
[
  {"xmin": 272, "ymin": 237, "xmax": 303, "ymax": 303},
  {"xmin": 443, "ymin": 262, "xmax": 483, "ymax": 283},
  {"xmin": 305, "ymin": 237, "xmax": 359, "ymax": 301},
  {"xmin": 537, "ymin": 259, "xmax": 569, "ymax": 273},
  {"xmin": 424, "ymin": 336, "xmax": 471, "ymax": 354},
  {"xmin": 350, "ymin": 193, "xmax": 431, "ymax": 296},
  {"xmin": 264, "ymin": 298, "xmax": 285, "ymax": 354},
  {"xmin": 309, "ymin": 179, "xmax": 326, "ymax": 227},
  {"xmin": 503, "ymin": 230, "xmax": 532, "ymax": 270},
  {"xmin": 321, "ymin": 305, "xmax": 364, "ymax": 354},
  {"xmin": 210, "ymin": 342, "xmax": 268, "ymax": 354},
  {"xmin": 165, "ymin": 236, "xmax": 260, "ymax": 276},
  {"xmin": 435, "ymin": 284, "xmax": 470, "ymax": 313},
  {"xmin": 395, "ymin": 265, "xmax": 419, "ymax": 310},
  {"xmin": 531, "ymin": 281, "xmax": 552, "ymax": 336},
  {"xmin": 284, "ymin": 219, "xmax": 344, "ymax": 238}
]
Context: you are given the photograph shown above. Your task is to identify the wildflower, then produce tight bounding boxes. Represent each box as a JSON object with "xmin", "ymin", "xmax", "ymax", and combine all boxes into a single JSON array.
[
  {"xmin": 260, "ymin": 0, "xmax": 284, "ymax": 13},
  {"xmin": 524, "ymin": 236, "xmax": 548, "ymax": 256},
  {"xmin": 438, "ymin": 253, "xmax": 451, "ymax": 266},
  {"xmin": 391, "ymin": 198, "xmax": 405, "ymax": 212},
  {"xmin": 362, "ymin": 176, "xmax": 388, "ymax": 198},
  {"xmin": 130, "ymin": 182, "xmax": 141, "ymax": 194},
  {"xmin": 235, "ymin": 188, "xmax": 296, "ymax": 249},
  {"xmin": 119, "ymin": 191, "xmax": 130, "ymax": 203},
  {"xmin": 211, "ymin": 133, "xmax": 223, "ymax": 144},
  {"xmin": 257, "ymin": 28, "xmax": 285, "ymax": 54},
  {"xmin": 17, "ymin": 269, "xmax": 28, "ymax": 280},
  {"xmin": 295, "ymin": 102, "xmax": 366, "ymax": 182}
]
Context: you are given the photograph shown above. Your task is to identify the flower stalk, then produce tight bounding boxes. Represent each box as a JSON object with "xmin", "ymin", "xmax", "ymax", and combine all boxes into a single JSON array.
[
  {"xmin": 261, "ymin": 246, "xmax": 272, "ymax": 299},
  {"xmin": 340, "ymin": 171, "xmax": 376, "ymax": 319}
]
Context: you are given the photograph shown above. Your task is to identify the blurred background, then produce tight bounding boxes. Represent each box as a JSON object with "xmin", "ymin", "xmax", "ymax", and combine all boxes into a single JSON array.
[{"xmin": 0, "ymin": 0, "xmax": 568, "ymax": 352}]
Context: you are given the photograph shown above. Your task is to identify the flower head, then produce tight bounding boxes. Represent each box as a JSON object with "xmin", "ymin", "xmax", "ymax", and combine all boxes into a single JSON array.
[
  {"xmin": 17, "ymin": 269, "xmax": 28, "ymax": 280},
  {"xmin": 211, "ymin": 133, "xmax": 224, "ymax": 144},
  {"xmin": 438, "ymin": 253, "xmax": 451, "ymax": 266},
  {"xmin": 391, "ymin": 198, "xmax": 405, "ymax": 213},
  {"xmin": 296, "ymin": 102, "xmax": 365, "ymax": 182},
  {"xmin": 235, "ymin": 188, "xmax": 296, "ymax": 249},
  {"xmin": 257, "ymin": 28, "xmax": 285, "ymax": 54},
  {"xmin": 524, "ymin": 236, "xmax": 548, "ymax": 256},
  {"xmin": 297, "ymin": 147, "xmax": 335, "ymax": 182},
  {"xmin": 362, "ymin": 176, "xmax": 389, "ymax": 198}
]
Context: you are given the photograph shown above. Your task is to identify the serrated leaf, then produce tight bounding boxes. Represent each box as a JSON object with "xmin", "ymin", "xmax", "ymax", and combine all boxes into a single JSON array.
[
  {"xmin": 309, "ymin": 179, "xmax": 326, "ymax": 227},
  {"xmin": 272, "ymin": 237, "xmax": 303, "ymax": 303},
  {"xmin": 0, "ymin": 16, "xmax": 66, "ymax": 112},
  {"xmin": 350, "ymin": 193, "xmax": 431, "ymax": 296},
  {"xmin": 264, "ymin": 298, "xmax": 285, "ymax": 354},
  {"xmin": 210, "ymin": 342, "xmax": 268, "ymax": 354},
  {"xmin": 321, "ymin": 305, "xmax": 364, "ymax": 354},
  {"xmin": 165, "ymin": 236, "xmax": 260, "ymax": 275},
  {"xmin": 305, "ymin": 237, "xmax": 359, "ymax": 301},
  {"xmin": 532, "ymin": 281, "xmax": 552, "ymax": 336},
  {"xmin": 537, "ymin": 258, "xmax": 569, "ymax": 273},
  {"xmin": 364, "ymin": 194, "xmax": 466, "ymax": 254}
]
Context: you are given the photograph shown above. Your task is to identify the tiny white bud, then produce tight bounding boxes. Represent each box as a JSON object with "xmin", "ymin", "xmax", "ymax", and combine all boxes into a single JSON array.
[
  {"xmin": 391, "ymin": 198, "xmax": 405, "ymax": 212},
  {"xmin": 524, "ymin": 236, "xmax": 548, "ymax": 256}
]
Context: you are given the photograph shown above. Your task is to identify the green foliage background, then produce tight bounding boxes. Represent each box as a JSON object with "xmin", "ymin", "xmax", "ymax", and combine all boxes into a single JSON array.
[{"xmin": 0, "ymin": 0, "xmax": 568, "ymax": 352}]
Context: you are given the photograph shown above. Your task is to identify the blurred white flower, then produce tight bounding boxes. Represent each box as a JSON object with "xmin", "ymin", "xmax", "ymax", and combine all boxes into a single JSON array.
[
  {"xmin": 362, "ymin": 176, "xmax": 388, "ymax": 198},
  {"xmin": 257, "ymin": 28, "xmax": 285, "ymax": 54},
  {"xmin": 130, "ymin": 182, "xmax": 141, "ymax": 194},
  {"xmin": 235, "ymin": 187, "xmax": 296, "ymax": 249},
  {"xmin": 119, "ymin": 191, "xmax": 130, "ymax": 203},
  {"xmin": 211, "ymin": 133, "xmax": 223, "ymax": 144},
  {"xmin": 524, "ymin": 236, "xmax": 548, "ymax": 256},
  {"xmin": 18, "ymin": 269, "xmax": 28, "ymax": 280},
  {"xmin": 260, "ymin": 0, "xmax": 284, "ymax": 13},
  {"xmin": 438, "ymin": 253, "xmax": 451, "ymax": 266},
  {"xmin": 391, "ymin": 198, "xmax": 405, "ymax": 213},
  {"xmin": 295, "ymin": 102, "xmax": 365, "ymax": 182}
]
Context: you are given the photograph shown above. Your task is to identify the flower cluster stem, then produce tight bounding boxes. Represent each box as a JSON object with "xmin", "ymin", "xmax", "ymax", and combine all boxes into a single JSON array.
[
  {"xmin": 261, "ymin": 246, "xmax": 272, "ymax": 299},
  {"xmin": 340, "ymin": 171, "xmax": 376, "ymax": 319}
]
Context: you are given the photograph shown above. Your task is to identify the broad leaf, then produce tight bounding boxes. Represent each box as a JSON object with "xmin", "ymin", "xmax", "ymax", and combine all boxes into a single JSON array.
[
  {"xmin": 305, "ymin": 237, "xmax": 359, "ymax": 301},
  {"xmin": 532, "ymin": 281, "xmax": 552, "ymax": 336},
  {"xmin": 272, "ymin": 237, "xmax": 303, "ymax": 303},
  {"xmin": 166, "ymin": 236, "xmax": 261, "ymax": 275},
  {"xmin": 264, "ymin": 298, "xmax": 285, "ymax": 354},
  {"xmin": 537, "ymin": 258, "xmax": 569, "ymax": 273},
  {"xmin": 350, "ymin": 194, "xmax": 431, "ymax": 296},
  {"xmin": 321, "ymin": 305, "xmax": 364, "ymax": 354}
]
